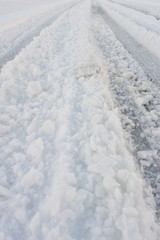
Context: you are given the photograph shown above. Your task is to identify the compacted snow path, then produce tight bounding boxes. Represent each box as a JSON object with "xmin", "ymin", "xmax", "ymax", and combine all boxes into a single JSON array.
[{"xmin": 0, "ymin": 1, "xmax": 159, "ymax": 239}]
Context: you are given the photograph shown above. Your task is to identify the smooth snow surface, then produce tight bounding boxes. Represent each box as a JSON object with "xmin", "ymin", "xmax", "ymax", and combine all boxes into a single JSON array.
[{"xmin": 0, "ymin": 0, "xmax": 159, "ymax": 239}]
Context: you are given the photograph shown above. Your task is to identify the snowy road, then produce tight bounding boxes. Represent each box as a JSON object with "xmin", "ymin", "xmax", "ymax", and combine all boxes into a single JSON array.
[{"xmin": 0, "ymin": 0, "xmax": 160, "ymax": 239}]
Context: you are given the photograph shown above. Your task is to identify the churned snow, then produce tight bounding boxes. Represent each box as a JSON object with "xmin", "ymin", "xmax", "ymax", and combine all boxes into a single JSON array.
[{"xmin": 0, "ymin": 0, "xmax": 159, "ymax": 239}]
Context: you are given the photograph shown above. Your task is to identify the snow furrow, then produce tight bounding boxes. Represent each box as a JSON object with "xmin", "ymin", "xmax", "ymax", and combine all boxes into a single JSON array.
[{"xmin": 92, "ymin": 4, "xmax": 160, "ymax": 221}]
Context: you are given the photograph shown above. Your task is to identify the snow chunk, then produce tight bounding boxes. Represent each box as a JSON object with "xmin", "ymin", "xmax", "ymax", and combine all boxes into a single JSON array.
[
  {"xmin": 137, "ymin": 150, "xmax": 158, "ymax": 160},
  {"xmin": 26, "ymin": 81, "xmax": 42, "ymax": 98},
  {"xmin": 26, "ymin": 137, "xmax": 44, "ymax": 161},
  {"xmin": 39, "ymin": 120, "xmax": 55, "ymax": 135},
  {"xmin": 76, "ymin": 64, "xmax": 101, "ymax": 78},
  {"xmin": 0, "ymin": 233, "xmax": 4, "ymax": 240},
  {"xmin": 140, "ymin": 160, "xmax": 151, "ymax": 167},
  {"xmin": 122, "ymin": 71, "xmax": 134, "ymax": 80},
  {"xmin": 0, "ymin": 185, "xmax": 11, "ymax": 198},
  {"xmin": 152, "ymin": 128, "xmax": 160, "ymax": 138},
  {"xmin": 29, "ymin": 212, "xmax": 40, "ymax": 234},
  {"xmin": 31, "ymin": 65, "xmax": 41, "ymax": 78},
  {"xmin": 58, "ymin": 209, "xmax": 75, "ymax": 222},
  {"xmin": 0, "ymin": 124, "xmax": 11, "ymax": 136},
  {"xmin": 103, "ymin": 176, "xmax": 120, "ymax": 193},
  {"xmin": 14, "ymin": 208, "xmax": 26, "ymax": 224},
  {"xmin": 21, "ymin": 168, "xmax": 44, "ymax": 189},
  {"xmin": 135, "ymin": 95, "xmax": 153, "ymax": 107}
]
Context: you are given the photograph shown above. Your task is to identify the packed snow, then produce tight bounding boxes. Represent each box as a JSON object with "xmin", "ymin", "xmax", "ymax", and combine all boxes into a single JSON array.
[{"xmin": 0, "ymin": 0, "xmax": 160, "ymax": 239}]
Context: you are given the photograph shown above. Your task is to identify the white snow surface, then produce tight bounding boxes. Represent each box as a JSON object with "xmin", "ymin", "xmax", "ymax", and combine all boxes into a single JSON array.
[
  {"xmin": 99, "ymin": 0, "xmax": 160, "ymax": 59},
  {"xmin": 112, "ymin": 0, "xmax": 160, "ymax": 19},
  {"xmin": 0, "ymin": 0, "xmax": 159, "ymax": 239},
  {"xmin": 104, "ymin": 0, "xmax": 160, "ymax": 35},
  {"xmin": 0, "ymin": 0, "xmax": 71, "ymax": 27},
  {"xmin": 0, "ymin": 0, "xmax": 78, "ymax": 64}
]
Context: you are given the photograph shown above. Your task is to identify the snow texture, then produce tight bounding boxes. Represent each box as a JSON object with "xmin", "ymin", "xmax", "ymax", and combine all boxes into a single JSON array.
[
  {"xmin": 112, "ymin": 0, "xmax": 160, "ymax": 20},
  {"xmin": 0, "ymin": 0, "xmax": 78, "ymax": 69},
  {"xmin": 99, "ymin": 0, "xmax": 160, "ymax": 59},
  {"xmin": 0, "ymin": 0, "xmax": 159, "ymax": 239},
  {"xmin": 93, "ymin": 0, "xmax": 160, "ymax": 221}
]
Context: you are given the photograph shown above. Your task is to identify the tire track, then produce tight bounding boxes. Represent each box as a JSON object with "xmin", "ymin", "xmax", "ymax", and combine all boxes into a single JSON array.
[
  {"xmin": 108, "ymin": 0, "xmax": 160, "ymax": 20},
  {"xmin": 0, "ymin": 2, "xmax": 77, "ymax": 71},
  {"xmin": 92, "ymin": 5, "xmax": 160, "ymax": 220},
  {"xmin": 95, "ymin": 6, "xmax": 160, "ymax": 83}
]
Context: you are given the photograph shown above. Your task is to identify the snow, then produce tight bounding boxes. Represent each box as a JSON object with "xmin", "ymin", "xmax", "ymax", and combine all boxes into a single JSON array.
[
  {"xmin": 0, "ymin": 0, "xmax": 70, "ymax": 26},
  {"xmin": 0, "ymin": 0, "xmax": 159, "ymax": 239},
  {"xmin": 92, "ymin": 1, "xmax": 160, "ymax": 220},
  {"xmin": 39, "ymin": 120, "xmax": 55, "ymax": 135},
  {"xmin": 26, "ymin": 138, "xmax": 44, "ymax": 161},
  {"xmin": 20, "ymin": 167, "xmax": 44, "ymax": 189},
  {"xmin": 26, "ymin": 81, "xmax": 42, "ymax": 98},
  {"xmin": 99, "ymin": 0, "xmax": 160, "ymax": 59},
  {"xmin": 112, "ymin": 0, "xmax": 160, "ymax": 19},
  {"xmin": 0, "ymin": 0, "xmax": 78, "ymax": 71}
]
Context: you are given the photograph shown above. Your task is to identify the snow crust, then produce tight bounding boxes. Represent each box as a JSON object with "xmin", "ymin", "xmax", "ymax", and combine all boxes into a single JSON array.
[{"xmin": 0, "ymin": 0, "xmax": 159, "ymax": 239}]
